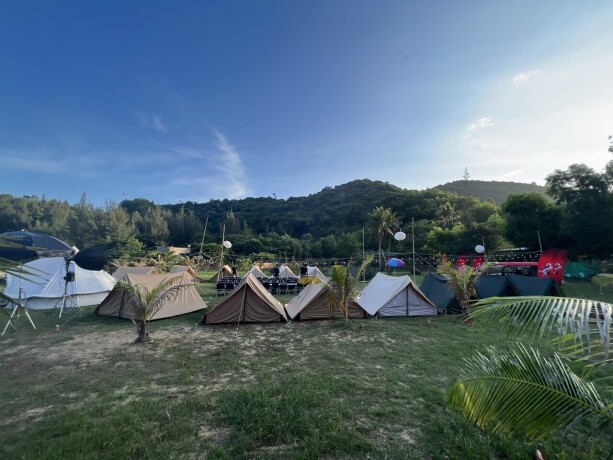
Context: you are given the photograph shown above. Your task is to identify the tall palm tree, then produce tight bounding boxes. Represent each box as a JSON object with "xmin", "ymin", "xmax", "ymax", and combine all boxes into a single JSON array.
[
  {"xmin": 112, "ymin": 276, "xmax": 183, "ymax": 343},
  {"xmin": 327, "ymin": 255, "xmax": 373, "ymax": 320},
  {"xmin": 368, "ymin": 206, "xmax": 397, "ymax": 269},
  {"xmin": 446, "ymin": 296, "xmax": 613, "ymax": 441}
]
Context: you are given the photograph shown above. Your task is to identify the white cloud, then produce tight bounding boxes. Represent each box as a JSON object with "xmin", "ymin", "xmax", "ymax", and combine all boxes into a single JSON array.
[
  {"xmin": 167, "ymin": 129, "xmax": 251, "ymax": 201},
  {"xmin": 512, "ymin": 69, "xmax": 541, "ymax": 84},
  {"xmin": 152, "ymin": 116, "xmax": 167, "ymax": 132},
  {"xmin": 134, "ymin": 111, "xmax": 167, "ymax": 132},
  {"xmin": 465, "ymin": 117, "xmax": 494, "ymax": 132},
  {"xmin": 452, "ymin": 44, "xmax": 613, "ymax": 185}
]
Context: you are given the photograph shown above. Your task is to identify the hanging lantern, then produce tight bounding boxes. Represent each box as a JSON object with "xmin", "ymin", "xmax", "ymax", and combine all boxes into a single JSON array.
[
  {"xmin": 394, "ymin": 231, "xmax": 406, "ymax": 241},
  {"xmin": 223, "ymin": 241, "xmax": 232, "ymax": 249}
]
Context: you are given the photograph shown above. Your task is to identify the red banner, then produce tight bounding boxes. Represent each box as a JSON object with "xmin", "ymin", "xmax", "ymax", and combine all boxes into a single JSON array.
[
  {"xmin": 457, "ymin": 256, "xmax": 467, "ymax": 271},
  {"xmin": 472, "ymin": 256, "xmax": 484, "ymax": 271},
  {"xmin": 537, "ymin": 248, "xmax": 567, "ymax": 284}
]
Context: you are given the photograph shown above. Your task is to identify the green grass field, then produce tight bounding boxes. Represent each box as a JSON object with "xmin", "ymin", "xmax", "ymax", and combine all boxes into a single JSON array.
[{"xmin": 1, "ymin": 275, "xmax": 612, "ymax": 459}]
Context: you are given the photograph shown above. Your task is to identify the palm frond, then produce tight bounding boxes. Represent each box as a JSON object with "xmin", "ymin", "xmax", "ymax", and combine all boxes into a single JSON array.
[
  {"xmin": 469, "ymin": 297, "xmax": 613, "ymax": 357},
  {"xmin": 446, "ymin": 344, "xmax": 613, "ymax": 440}
]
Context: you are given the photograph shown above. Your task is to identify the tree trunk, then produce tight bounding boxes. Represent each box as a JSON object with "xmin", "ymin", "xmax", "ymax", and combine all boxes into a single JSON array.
[{"xmin": 134, "ymin": 320, "xmax": 148, "ymax": 343}]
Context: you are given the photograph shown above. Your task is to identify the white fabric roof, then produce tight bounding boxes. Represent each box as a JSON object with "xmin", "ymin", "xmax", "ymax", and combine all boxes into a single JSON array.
[
  {"xmin": 355, "ymin": 272, "xmax": 437, "ymax": 317},
  {"xmin": 246, "ymin": 265, "xmax": 267, "ymax": 278},
  {"xmin": 285, "ymin": 282, "xmax": 327, "ymax": 319},
  {"xmin": 4, "ymin": 257, "xmax": 116, "ymax": 309},
  {"xmin": 307, "ymin": 266, "xmax": 329, "ymax": 282},
  {"xmin": 278, "ymin": 265, "xmax": 296, "ymax": 278}
]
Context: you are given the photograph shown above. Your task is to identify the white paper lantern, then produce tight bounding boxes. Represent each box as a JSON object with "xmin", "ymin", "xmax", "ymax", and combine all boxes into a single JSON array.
[
  {"xmin": 394, "ymin": 231, "xmax": 406, "ymax": 241},
  {"xmin": 223, "ymin": 241, "xmax": 232, "ymax": 249},
  {"xmin": 475, "ymin": 244, "xmax": 485, "ymax": 254}
]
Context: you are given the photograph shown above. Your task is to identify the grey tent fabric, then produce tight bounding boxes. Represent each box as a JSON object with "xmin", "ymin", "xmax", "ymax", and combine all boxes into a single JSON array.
[
  {"xmin": 475, "ymin": 275, "xmax": 515, "ymax": 299},
  {"xmin": 419, "ymin": 273, "xmax": 462, "ymax": 313},
  {"xmin": 201, "ymin": 273, "xmax": 287, "ymax": 324},
  {"xmin": 506, "ymin": 273, "xmax": 559, "ymax": 296}
]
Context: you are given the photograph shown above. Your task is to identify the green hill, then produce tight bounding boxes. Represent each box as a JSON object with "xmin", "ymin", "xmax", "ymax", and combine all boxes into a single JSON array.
[{"xmin": 431, "ymin": 180, "xmax": 548, "ymax": 205}]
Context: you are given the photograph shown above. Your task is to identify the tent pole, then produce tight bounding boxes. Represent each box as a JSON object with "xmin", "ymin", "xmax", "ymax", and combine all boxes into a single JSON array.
[
  {"xmin": 198, "ymin": 215, "xmax": 208, "ymax": 270},
  {"xmin": 219, "ymin": 223, "xmax": 225, "ymax": 278},
  {"xmin": 537, "ymin": 230, "xmax": 543, "ymax": 252},
  {"xmin": 412, "ymin": 217, "xmax": 416, "ymax": 279}
]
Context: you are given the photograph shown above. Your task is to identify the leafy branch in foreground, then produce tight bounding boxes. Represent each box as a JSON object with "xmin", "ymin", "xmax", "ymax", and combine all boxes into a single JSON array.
[
  {"xmin": 468, "ymin": 296, "xmax": 612, "ymax": 357},
  {"xmin": 447, "ymin": 296, "xmax": 613, "ymax": 442},
  {"xmin": 446, "ymin": 343, "xmax": 613, "ymax": 440}
]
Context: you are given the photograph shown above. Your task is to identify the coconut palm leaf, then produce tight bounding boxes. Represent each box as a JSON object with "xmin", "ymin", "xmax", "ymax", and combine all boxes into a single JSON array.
[
  {"xmin": 469, "ymin": 297, "xmax": 613, "ymax": 356},
  {"xmin": 327, "ymin": 256, "xmax": 373, "ymax": 320},
  {"xmin": 446, "ymin": 343, "xmax": 613, "ymax": 440}
]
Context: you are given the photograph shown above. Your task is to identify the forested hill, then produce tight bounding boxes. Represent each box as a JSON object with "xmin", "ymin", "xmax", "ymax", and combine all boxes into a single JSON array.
[
  {"xmin": 157, "ymin": 178, "xmax": 544, "ymax": 239},
  {"xmin": 432, "ymin": 180, "xmax": 548, "ymax": 205}
]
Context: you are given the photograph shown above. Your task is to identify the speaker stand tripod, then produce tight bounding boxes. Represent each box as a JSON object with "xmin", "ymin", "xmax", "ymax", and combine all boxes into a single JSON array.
[{"xmin": 2, "ymin": 289, "xmax": 36, "ymax": 336}]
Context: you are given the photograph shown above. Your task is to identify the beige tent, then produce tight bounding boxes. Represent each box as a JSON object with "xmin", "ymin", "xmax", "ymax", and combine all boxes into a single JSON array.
[
  {"xmin": 112, "ymin": 266, "xmax": 157, "ymax": 280},
  {"xmin": 245, "ymin": 265, "xmax": 267, "ymax": 279},
  {"xmin": 170, "ymin": 265, "xmax": 200, "ymax": 283},
  {"xmin": 96, "ymin": 272, "xmax": 207, "ymax": 320},
  {"xmin": 286, "ymin": 282, "xmax": 367, "ymax": 320},
  {"xmin": 208, "ymin": 265, "xmax": 233, "ymax": 282},
  {"xmin": 278, "ymin": 265, "xmax": 297, "ymax": 278},
  {"xmin": 201, "ymin": 273, "xmax": 287, "ymax": 324}
]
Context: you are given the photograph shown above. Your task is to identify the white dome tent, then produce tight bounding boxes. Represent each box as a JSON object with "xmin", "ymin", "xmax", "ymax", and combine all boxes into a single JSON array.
[{"xmin": 4, "ymin": 257, "xmax": 116, "ymax": 311}]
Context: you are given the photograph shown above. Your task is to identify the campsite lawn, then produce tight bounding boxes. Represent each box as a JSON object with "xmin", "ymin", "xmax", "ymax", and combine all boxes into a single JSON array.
[{"xmin": 1, "ymin": 281, "xmax": 612, "ymax": 459}]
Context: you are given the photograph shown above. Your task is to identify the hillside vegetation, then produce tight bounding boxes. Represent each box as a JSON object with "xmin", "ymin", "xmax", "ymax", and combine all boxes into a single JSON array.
[{"xmin": 432, "ymin": 180, "xmax": 548, "ymax": 205}]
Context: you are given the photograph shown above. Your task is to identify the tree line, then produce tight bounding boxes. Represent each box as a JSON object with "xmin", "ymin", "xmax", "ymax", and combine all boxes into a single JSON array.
[{"xmin": 1, "ymin": 159, "xmax": 611, "ymax": 261}]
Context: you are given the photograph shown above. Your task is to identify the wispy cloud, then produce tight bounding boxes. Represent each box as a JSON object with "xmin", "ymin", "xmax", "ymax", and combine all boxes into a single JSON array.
[
  {"xmin": 134, "ymin": 111, "xmax": 167, "ymax": 132},
  {"xmin": 512, "ymin": 69, "xmax": 541, "ymax": 84},
  {"xmin": 461, "ymin": 117, "xmax": 494, "ymax": 141},
  {"xmin": 498, "ymin": 169, "xmax": 523, "ymax": 179},
  {"xmin": 167, "ymin": 128, "xmax": 251, "ymax": 201},
  {"xmin": 0, "ymin": 149, "xmax": 68, "ymax": 174}
]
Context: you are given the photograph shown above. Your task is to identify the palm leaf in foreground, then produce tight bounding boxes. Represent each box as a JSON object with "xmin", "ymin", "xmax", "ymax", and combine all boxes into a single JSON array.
[
  {"xmin": 469, "ymin": 297, "xmax": 612, "ymax": 357},
  {"xmin": 446, "ymin": 343, "xmax": 613, "ymax": 440}
]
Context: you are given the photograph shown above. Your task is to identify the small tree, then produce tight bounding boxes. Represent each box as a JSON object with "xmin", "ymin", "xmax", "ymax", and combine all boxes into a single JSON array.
[
  {"xmin": 327, "ymin": 255, "xmax": 373, "ymax": 320},
  {"xmin": 112, "ymin": 276, "xmax": 183, "ymax": 343},
  {"xmin": 436, "ymin": 256, "xmax": 480, "ymax": 313}
]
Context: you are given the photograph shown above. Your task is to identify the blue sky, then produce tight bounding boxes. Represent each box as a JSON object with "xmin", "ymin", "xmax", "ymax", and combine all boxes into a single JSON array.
[{"xmin": 1, "ymin": 1, "xmax": 612, "ymax": 205}]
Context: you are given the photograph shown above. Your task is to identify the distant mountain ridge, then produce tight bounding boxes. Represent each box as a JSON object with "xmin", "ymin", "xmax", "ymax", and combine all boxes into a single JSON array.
[{"xmin": 431, "ymin": 180, "xmax": 548, "ymax": 205}]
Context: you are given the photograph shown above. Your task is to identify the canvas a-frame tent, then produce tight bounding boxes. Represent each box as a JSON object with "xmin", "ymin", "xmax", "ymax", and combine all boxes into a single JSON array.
[
  {"xmin": 95, "ymin": 272, "xmax": 207, "ymax": 320},
  {"xmin": 286, "ymin": 282, "xmax": 367, "ymax": 320},
  {"xmin": 506, "ymin": 273, "xmax": 560, "ymax": 296},
  {"xmin": 201, "ymin": 273, "xmax": 287, "ymax": 324},
  {"xmin": 208, "ymin": 265, "xmax": 233, "ymax": 282},
  {"xmin": 307, "ymin": 266, "xmax": 329, "ymax": 282},
  {"xmin": 419, "ymin": 273, "xmax": 462, "ymax": 313},
  {"xmin": 278, "ymin": 265, "xmax": 297, "ymax": 278},
  {"xmin": 245, "ymin": 265, "xmax": 267, "ymax": 279},
  {"xmin": 112, "ymin": 266, "xmax": 157, "ymax": 280},
  {"xmin": 4, "ymin": 257, "xmax": 116, "ymax": 310},
  {"xmin": 169, "ymin": 265, "xmax": 200, "ymax": 283},
  {"xmin": 356, "ymin": 273, "xmax": 437, "ymax": 317},
  {"xmin": 474, "ymin": 275, "xmax": 515, "ymax": 299}
]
